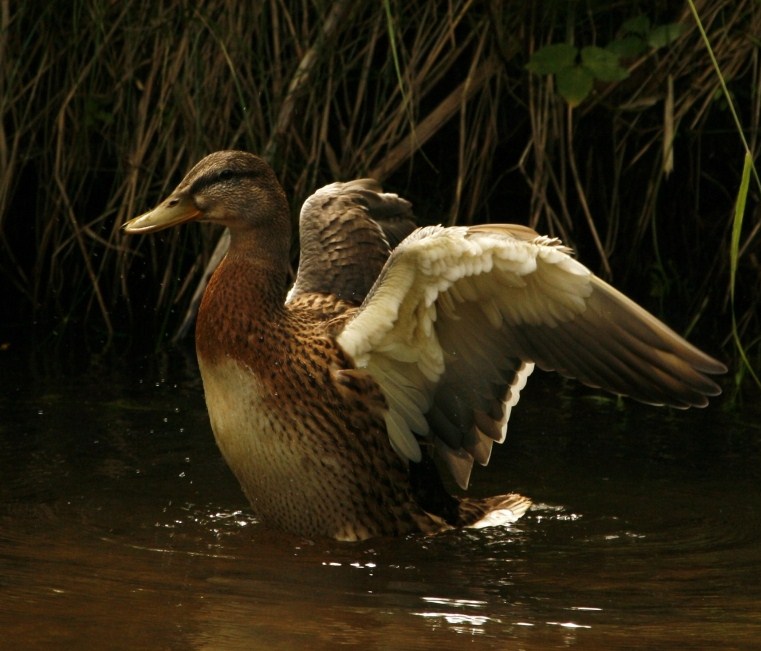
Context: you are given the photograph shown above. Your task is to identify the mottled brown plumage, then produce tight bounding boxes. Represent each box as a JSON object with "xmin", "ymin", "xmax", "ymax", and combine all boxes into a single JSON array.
[
  {"xmin": 123, "ymin": 150, "xmax": 726, "ymax": 541},
  {"xmin": 287, "ymin": 178, "xmax": 417, "ymax": 304}
]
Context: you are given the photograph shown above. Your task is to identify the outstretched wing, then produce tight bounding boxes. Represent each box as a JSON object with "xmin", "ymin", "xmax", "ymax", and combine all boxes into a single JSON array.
[
  {"xmin": 286, "ymin": 179, "xmax": 417, "ymax": 305},
  {"xmin": 336, "ymin": 224, "xmax": 726, "ymax": 489}
]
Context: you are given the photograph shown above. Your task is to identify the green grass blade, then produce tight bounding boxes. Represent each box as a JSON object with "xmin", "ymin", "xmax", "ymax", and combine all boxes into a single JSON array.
[{"xmin": 729, "ymin": 152, "xmax": 760, "ymax": 388}]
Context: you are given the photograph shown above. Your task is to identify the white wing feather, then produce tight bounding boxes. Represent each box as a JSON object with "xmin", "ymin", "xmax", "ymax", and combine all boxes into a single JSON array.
[
  {"xmin": 337, "ymin": 224, "xmax": 724, "ymax": 489},
  {"xmin": 336, "ymin": 226, "xmax": 581, "ymax": 482}
]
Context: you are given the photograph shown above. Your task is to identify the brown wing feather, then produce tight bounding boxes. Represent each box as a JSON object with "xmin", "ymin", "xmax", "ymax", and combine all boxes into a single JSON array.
[{"xmin": 287, "ymin": 179, "xmax": 416, "ymax": 304}]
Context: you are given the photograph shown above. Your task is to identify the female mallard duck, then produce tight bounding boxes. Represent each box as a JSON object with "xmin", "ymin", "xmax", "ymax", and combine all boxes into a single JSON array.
[{"xmin": 123, "ymin": 150, "xmax": 726, "ymax": 541}]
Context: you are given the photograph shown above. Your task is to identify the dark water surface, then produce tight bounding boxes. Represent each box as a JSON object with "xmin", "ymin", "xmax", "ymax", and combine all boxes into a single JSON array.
[{"xmin": 1, "ymin": 346, "xmax": 759, "ymax": 650}]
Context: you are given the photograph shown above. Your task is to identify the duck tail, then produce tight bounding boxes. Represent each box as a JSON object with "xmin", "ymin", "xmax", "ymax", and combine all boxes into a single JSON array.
[{"xmin": 456, "ymin": 493, "xmax": 532, "ymax": 529}]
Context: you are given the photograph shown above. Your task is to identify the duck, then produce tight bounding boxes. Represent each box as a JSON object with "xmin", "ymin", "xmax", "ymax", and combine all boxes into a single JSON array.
[{"xmin": 123, "ymin": 150, "xmax": 727, "ymax": 541}]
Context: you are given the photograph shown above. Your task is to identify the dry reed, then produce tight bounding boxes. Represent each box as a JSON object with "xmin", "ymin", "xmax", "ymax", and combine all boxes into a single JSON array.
[{"xmin": 0, "ymin": 0, "xmax": 758, "ymax": 376}]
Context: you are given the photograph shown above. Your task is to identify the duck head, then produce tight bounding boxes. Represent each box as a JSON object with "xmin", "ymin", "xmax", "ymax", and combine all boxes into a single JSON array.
[{"xmin": 122, "ymin": 151, "xmax": 290, "ymax": 248}]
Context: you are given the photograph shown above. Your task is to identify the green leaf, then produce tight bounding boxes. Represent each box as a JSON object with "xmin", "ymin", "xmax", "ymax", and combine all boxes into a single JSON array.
[
  {"xmin": 556, "ymin": 66, "xmax": 594, "ymax": 107},
  {"xmin": 621, "ymin": 14, "xmax": 650, "ymax": 36},
  {"xmin": 648, "ymin": 23, "xmax": 686, "ymax": 48},
  {"xmin": 526, "ymin": 43, "xmax": 578, "ymax": 75},
  {"xmin": 606, "ymin": 35, "xmax": 648, "ymax": 59},
  {"xmin": 581, "ymin": 45, "xmax": 629, "ymax": 82}
]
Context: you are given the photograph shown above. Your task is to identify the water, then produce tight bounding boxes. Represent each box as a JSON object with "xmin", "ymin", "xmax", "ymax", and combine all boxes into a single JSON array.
[{"xmin": 1, "ymin": 345, "xmax": 759, "ymax": 650}]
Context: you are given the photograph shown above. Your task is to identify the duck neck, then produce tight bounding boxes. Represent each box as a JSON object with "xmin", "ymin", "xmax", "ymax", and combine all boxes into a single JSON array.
[{"xmin": 196, "ymin": 223, "xmax": 291, "ymax": 365}]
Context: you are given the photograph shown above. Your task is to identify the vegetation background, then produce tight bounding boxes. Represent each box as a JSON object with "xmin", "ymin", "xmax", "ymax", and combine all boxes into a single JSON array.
[{"xmin": 0, "ymin": 0, "xmax": 758, "ymax": 388}]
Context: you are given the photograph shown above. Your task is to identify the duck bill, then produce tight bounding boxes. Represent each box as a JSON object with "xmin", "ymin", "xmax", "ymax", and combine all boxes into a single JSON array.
[{"xmin": 122, "ymin": 194, "xmax": 200, "ymax": 234}]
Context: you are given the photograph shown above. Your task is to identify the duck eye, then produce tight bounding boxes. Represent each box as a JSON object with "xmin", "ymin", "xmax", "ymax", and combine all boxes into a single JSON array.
[{"xmin": 217, "ymin": 169, "xmax": 235, "ymax": 182}]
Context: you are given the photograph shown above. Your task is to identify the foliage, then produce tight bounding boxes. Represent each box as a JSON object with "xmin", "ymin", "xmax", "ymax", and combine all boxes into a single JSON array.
[
  {"xmin": 0, "ymin": 0, "xmax": 758, "ymax": 383},
  {"xmin": 526, "ymin": 15, "xmax": 686, "ymax": 106}
]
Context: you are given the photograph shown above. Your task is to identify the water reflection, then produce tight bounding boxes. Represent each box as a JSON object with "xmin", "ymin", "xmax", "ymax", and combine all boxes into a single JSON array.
[{"xmin": 1, "ymin": 346, "xmax": 760, "ymax": 649}]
